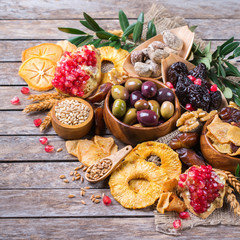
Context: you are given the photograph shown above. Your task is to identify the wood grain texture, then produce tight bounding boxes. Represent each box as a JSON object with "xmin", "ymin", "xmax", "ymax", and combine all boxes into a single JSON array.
[
  {"xmin": 0, "ymin": 136, "xmax": 124, "ymax": 161},
  {"xmin": 0, "ymin": 19, "xmax": 239, "ymax": 40},
  {"xmin": 1, "ymin": 218, "xmax": 240, "ymax": 240},
  {"xmin": 0, "ymin": 0, "xmax": 239, "ymax": 19},
  {"xmin": 0, "ymin": 189, "xmax": 154, "ymax": 217}
]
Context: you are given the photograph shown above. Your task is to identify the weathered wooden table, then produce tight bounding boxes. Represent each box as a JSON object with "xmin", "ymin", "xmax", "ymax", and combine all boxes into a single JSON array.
[{"xmin": 0, "ymin": 0, "xmax": 240, "ymax": 239}]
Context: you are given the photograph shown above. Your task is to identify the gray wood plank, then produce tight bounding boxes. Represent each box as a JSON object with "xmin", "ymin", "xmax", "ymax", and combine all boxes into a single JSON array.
[
  {"xmin": 0, "ymin": 162, "xmax": 111, "ymax": 189},
  {"xmin": 0, "ymin": 189, "xmax": 154, "ymax": 217},
  {"xmin": 0, "ymin": 0, "xmax": 239, "ymax": 19},
  {"xmin": 0, "ymin": 19, "xmax": 239, "ymax": 40},
  {"xmin": 0, "ymin": 136, "xmax": 124, "ymax": 161},
  {"xmin": 1, "ymin": 218, "xmax": 240, "ymax": 240}
]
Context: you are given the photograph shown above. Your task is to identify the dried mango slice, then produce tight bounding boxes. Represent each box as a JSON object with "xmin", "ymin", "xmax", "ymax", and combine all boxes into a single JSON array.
[
  {"xmin": 22, "ymin": 43, "xmax": 63, "ymax": 62},
  {"xmin": 227, "ymin": 126, "xmax": 240, "ymax": 146},
  {"xmin": 18, "ymin": 57, "xmax": 56, "ymax": 91}
]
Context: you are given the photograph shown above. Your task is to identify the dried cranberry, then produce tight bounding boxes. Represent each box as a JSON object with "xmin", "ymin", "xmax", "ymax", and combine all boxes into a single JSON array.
[
  {"xmin": 210, "ymin": 84, "xmax": 218, "ymax": 92},
  {"xmin": 185, "ymin": 103, "xmax": 194, "ymax": 111}
]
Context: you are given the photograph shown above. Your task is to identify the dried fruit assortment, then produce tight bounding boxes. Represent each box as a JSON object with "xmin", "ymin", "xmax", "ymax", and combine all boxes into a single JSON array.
[
  {"xmin": 167, "ymin": 62, "xmax": 222, "ymax": 112},
  {"xmin": 110, "ymin": 79, "xmax": 176, "ymax": 127},
  {"xmin": 178, "ymin": 165, "xmax": 226, "ymax": 218},
  {"xmin": 131, "ymin": 31, "xmax": 183, "ymax": 78},
  {"xmin": 206, "ymin": 109, "xmax": 240, "ymax": 156}
]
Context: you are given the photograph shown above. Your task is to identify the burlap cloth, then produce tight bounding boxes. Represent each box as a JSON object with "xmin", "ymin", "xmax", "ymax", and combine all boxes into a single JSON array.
[{"xmin": 143, "ymin": 3, "xmax": 240, "ymax": 235}]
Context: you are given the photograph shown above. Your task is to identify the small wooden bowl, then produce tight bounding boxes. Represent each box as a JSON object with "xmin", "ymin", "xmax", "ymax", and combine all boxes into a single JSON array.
[
  {"xmin": 123, "ymin": 25, "xmax": 194, "ymax": 79},
  {"xmin": 51, "ymin": 97, "xmax": 94, "ymax": 140},
  {"xmin": 161, "ymin": 53, "xmax": 228, "ymax": 111},
  {"xmin": 103, "ymin": 78, "xmax": 181, "ymax": 146},
  {"xmin": 200, "ymin": 116, "xmax": 240, "ymax": 173}
]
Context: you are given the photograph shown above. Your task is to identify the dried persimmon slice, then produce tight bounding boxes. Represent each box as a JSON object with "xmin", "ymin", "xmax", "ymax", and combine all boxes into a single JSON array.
[
  {"xmin": 22, "ymin": 43, "xmax": 63, "ymax": 62},
  {"xmin": 18, "ymin": 57, "xmax": 56, "ymax": 91}
]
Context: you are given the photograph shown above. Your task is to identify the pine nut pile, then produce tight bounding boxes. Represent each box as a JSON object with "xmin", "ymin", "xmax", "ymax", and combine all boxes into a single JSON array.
[
  {"xmin": 86, "ymin": 159, "xmax": 112, "ymax": 180},
  {"xmin": 55, "ymin": 99, "xmax": 90, "ymax": 125}
]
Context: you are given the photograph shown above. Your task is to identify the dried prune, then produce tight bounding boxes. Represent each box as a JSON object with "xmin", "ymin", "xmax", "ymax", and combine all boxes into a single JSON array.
[
  {"xmin": 219, "ymin": 107, "xmax": 240, "ymax": 123},
  {"xmin": 167, "ymin": 62, "xmax": 188, "ymax": 87},
  {"xmin": 209, "ymin": 91, "xmax": 222, "ymax": 110},
  {"xmin": 175, "ymin": 75, "xmax": 193, "ymax": 106},
  {"xmin": 188, "ymin": 63, "xmax": 207, "ymax": 80},
  {"xmin": 188, "ymin": 84, "xmax": 210, "ymax": 111}
]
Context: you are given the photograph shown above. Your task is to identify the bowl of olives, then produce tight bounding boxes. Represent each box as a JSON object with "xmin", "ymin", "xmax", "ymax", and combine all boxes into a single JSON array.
[{"xmin": 103, "ymin": 78, "xmax": 181, "ymax": 145}]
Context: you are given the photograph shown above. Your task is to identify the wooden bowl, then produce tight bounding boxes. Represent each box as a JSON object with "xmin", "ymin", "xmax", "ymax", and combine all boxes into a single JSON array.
[
  {"xmin": 200, "ymin": 116, "xmax": 240, "ymax": 173},
  {"xmin": 51, "ymin": 97, "xmax": 94, "ymax": 140},
  {"xmin": 103, "ymin": 78, "xmax": 181, "ymax": 146},
  {"xmin": 161, "ymin": 53, "xmax": 228, "ymax": 111},
  {"xmin": 123, "ymin": 25, "xmax": 194, "ymax": 79}
]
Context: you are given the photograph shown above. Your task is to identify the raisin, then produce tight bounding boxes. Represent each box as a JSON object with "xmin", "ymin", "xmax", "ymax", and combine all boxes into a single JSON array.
[
  {"xmin": 188, "ymin": 84, "xmax": 210, "ymax": 111},
  {"xmin": 188, "ymin": 63, "xmax": 207, "ymax": 80},
  {"xmin": 209, "ymin": 91, "xmax": 222, "ymax": 110},
  {"xmin": 219, "ymin": 107, "xmax": 240, "ymax": 123},
  {"xmin": 167, "ymin": 62, "xmax": 188, "ymax": 87},
  {"xmin": 175, "ymin": 75, "xmax": 193, "ymax": 106}
]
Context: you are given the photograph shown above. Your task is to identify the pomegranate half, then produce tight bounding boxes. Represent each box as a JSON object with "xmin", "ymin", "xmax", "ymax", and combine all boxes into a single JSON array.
[{"xmin": 178, "ymin": 165, "xmax": 226, "ymax": 219}]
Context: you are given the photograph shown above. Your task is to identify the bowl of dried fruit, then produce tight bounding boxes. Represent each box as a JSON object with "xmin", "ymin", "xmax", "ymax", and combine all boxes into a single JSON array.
[
  {"xmin": 51, "ymin": 97, "xmax": 94, "ymax": 140},
  {"xmin": 161, "ymin": 53, "xmax": 228, "ymax": 112},
  {"xmin": 103, "ymin": 77, "xmax": 181, "ymax": 145},
  {"xmin": 200, "ymin": 106, "xmax": 240, "ymax": 173},
  {"xmin": 123, "ymin": 25, "xmax": 194, "ymax": 80}
]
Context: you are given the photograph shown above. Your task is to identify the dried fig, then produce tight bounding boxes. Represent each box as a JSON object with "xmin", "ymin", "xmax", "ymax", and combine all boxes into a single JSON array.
[
  {"xmin": 134, "ymin": 62, "xmax": 152, "ymax": 77},
  {"xmin": 170, "ymin": 132, "xmax": 199, "ymax": 150},
  {"xmin": 147, "ymin": 41, "xmax": 165, "ymax": 56},
  {"xmin": 176, "ymin": 148, "xmax": 206, "ymax": 167},
  {"xmin": 146, "ymin": 60, "xmax": 161, "ymax": 78},
  {"xmin": 94, "ymin": 107, "xmax": 105, "ymax": 135},
  {"xmin": 162, "ymin": 30, "xmax": 183, "ymax": 51},
  {"xmin": 149, "ymin": 49, "xmax": 169, "ymax": 64},
  {"xmin": 164, "ymin": 47, "xmax": 179, "ymax": 55},
  {"xmin": 131, "ymin": 50, "xmax": 144, "ymax": 65}
]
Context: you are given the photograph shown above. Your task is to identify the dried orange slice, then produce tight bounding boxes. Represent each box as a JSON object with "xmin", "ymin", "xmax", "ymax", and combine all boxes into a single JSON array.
[
  {"xmin": 22, "ymin": 43, "xmax": 63, "ymax": 62},
  {"xmin": 18, "ymin": 57, "xmax": 56, "ymax": 91}
]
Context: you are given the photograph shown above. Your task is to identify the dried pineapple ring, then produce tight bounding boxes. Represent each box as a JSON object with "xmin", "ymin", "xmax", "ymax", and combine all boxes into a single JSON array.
[
  {"xmin": 18, "ymin": 57, "xmax": 56, "ymax": 91},
  {"xmin": 98, "ymin": 46, "xmax": 129, "ymax": 84},
  {"xmin": 109, "ymin": 159, "xmax": 168, "ymax": 209},
  {"xmin": 125, "ymin": 142, "xmax": 181, "ymax": 180},
  {"xmin": 22, "ymin": 43, "xmax": 63, "ymax": 62}
]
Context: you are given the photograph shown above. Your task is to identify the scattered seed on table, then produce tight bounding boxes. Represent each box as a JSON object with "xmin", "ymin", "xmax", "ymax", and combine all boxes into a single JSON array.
[
  {"xmin": 70, "ymin": 172, "xmax": 74, "ymax": 176},
  {"xmin": 85, "ymin": 186, "xmax": 90, "ymax": 189},
  {"xmin": 68, "ymin": 194, "xmax": 75, "ymax": 198},
  {"xmin": 64, "ymin": 179, "xmax": 69, "ymax": 183},
  {"xmin": 75, "ymin": 167, "xmax": 80, "ymax": 171},
  {"xmin": 72, "ymin": 177, "xmax": 75, "ymax": 181},
  {"xmin": 57, "ymin": 148, "xmax": 63, "ymax": 152},
  {"xmin": 94, "ymin": 199, "xmax": 100, "ymax": 203},
  {"xmin": 95, "ymin": 195, "xmax": 101, "ymax": 199},
  {"xmin": 75, "ymin": 176, "xmax": 80, "ymax": 180},
  {"xmin": 90, "ymin": 194, "xmax": 94, "ymax": 200},
  {"xmin": 81, "ymin": 176, "xmax": 84, "ymax": 183},
  {"xmin": 81, "ymin": 190, "xmax": 85, "ymax": 196},
  {"xmin": 79, "ymin": 165, "xmax": 84, "ymax": 169},
  {"xmin": 81, "ymin": 200, "xmax": 86, "ymax": 205},
  {"xmin": 74, "ymin": 171, "xmax": 79, "ymax": 175},
  {"xmin": 59, "ymin": 175, "xmax": 65, "ymax": 179},
  {"xmin": 83, "ymin": 166, "xmax": 88, "ymax": 172},
  {"xmin": 76, "ymin": 173, "xmax": 81, "ymax": 177}
]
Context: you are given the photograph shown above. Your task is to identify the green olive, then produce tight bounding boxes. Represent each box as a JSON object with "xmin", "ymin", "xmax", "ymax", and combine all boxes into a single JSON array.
[
  {"xmin": 112, "ymin": 99, "xmax": 126, "ymax": 118},
  {"xmin": 123, "ymin": 108, "xmax": 137, "ymax": 125},
  {"xmin": 160, "ymin": 101, "xmax": 174, "ymax": 120},
  {"xmin": 134, "ymin": 99, "xmax": 149, "ymax": 111},
  {"xmin": 148, "ymin": 100, "xmax": 160, "ymax": 117},
  {"xmin": 111, "ymin": 85, "xmax": 129, "ymax": 101},
  {"xmin": 125, "ymin": 78, "xmax": 142, "ymax": 93}
]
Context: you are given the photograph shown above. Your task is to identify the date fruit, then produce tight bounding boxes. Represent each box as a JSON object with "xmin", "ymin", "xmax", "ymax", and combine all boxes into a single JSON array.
[
  {"xmin": 176, "ymin": 148, "xmax": 206, "ymax": 167},
  {"xmin": 170, "ymin": 132, "xmax": 199, "ymax": 150},
  {"xmin": 95, "ymin": 107, "xmax": 105, "ymax": 135}
]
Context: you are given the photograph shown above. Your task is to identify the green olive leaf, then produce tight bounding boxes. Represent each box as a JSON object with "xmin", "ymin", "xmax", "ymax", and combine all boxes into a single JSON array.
[
  {"xmin": 58, "ymin": 27, "xmax": 87, "ymax": 35},
  {"xmin": 146, "ymin": 20, "xmax": 157, "ymax": 40},
  {"xmin": 122, "ymin": 23, "xmax": 136, "ymax": 37},
  {"xmin": 96, "ymin": 31, "xmax": 114, "ymax": 40},
  {"xmin": 119, "ymin": 10, "xmax": 129, "ymax": 32},
  {"xmin": 80, "ymin": 20, "xmax": 95, "ymax": 31},
  {"xmin": 234, "ymin": 95, "xmax": 240, "ymax": 107},
  {"xmin": 189, "ymin": 25, "xmax": 198, "ymax": 32},
  {"xmin": 225, "ymin": 62, "xmax": 240, "ymax": 77},
  {"xmin": 220, "ymin": 37, "xmax": 234, "ymax": 50},
  {"xmin": 221, "ymin": 42, "xmax": 239, "ymax": 56},
  {"xmin": 218, "ymin": 59, "xmax": 226, "ymax": 77},
  {"xmin": 109, "ymin": 40, "xmax": 121, "ymax": 49},
  {"xmin": 223, "ymin": 87, "xmax": 233, "ymax": 99},
  {"xmin": 235, "ymin": 164, "xmax": 240, "ymax": 178},
  {"xmin": 89, "ymin": 39, "xmax": 102, "ymax": 48},
  {"xmin": 83, "ymin": 12, "xmax": 104, "ymax": 32},
  {"xmin": 233, "ymin": 47, "xmax": 240, "ymax": 57},
  {"xmin": 203, "ymin": 42, "xmax": 211, "ymax": 55},
  {"xmin": 133, "ymin": 12, "xmax": 144, "ymax": 42},
  {"xmin": 77, "ymin": 36, "xmax": 94, "ymax": 47},
  {"xmin": 98, "ymin": 41, "xmax": 111, "ymax": 47},
  {"xmin": 68, "ymin": 35, "xmax": 93, "ymax": 46}
]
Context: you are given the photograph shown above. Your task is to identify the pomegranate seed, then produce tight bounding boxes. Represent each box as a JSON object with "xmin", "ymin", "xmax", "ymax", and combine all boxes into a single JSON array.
[
  {"xmin": 39, "ymin": 137, "xmax": 48, "ymax": 145},
  {"xmin": 210, "ymin": 84, "xmax": 217, "ymax": 92},
  {"xmin": 21, "ymin": 87, "xmax": 30, "ymax": 94},
  {"xmin": 179, "ymin": 212, "xmax": 190, "ymax": 219},
  {"xmin": 165, "ymin": 81, "xmax": 174, "ymax": 89},
  {"xmin": 179, "ymin": 174, "xmax": 187, "ymax": 182},
  {"xmin": 33, "ymin": 118, "xmax": 42, "ymax": 127},
  {"xmin": 173, "ymin": 219, "xmax": 181, "ymax": 229},
  {"xmin": 187, "ymin": 75, "xmax": 196, "ymax": 82},
  {"xmin": 178, "ymin": 181, "xmax": 184, "ymax": 188},
  {"xmin": 45, "ymin": 145, "xmax": 54, "ymax": 153},
  {"xmin": 185, "ymin": 103, "xmax": 194, "ymax": 111},
  {"xmin": 103, "ymin": 195, "xmax": 111, "ymax": 206},
  {"xmin": 10, "ymin": 96, "xmax": 20, "ymax": 105},
  {"xmin": 194, "ymin": 78, "xmax": 202, "ymax": 86}
]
